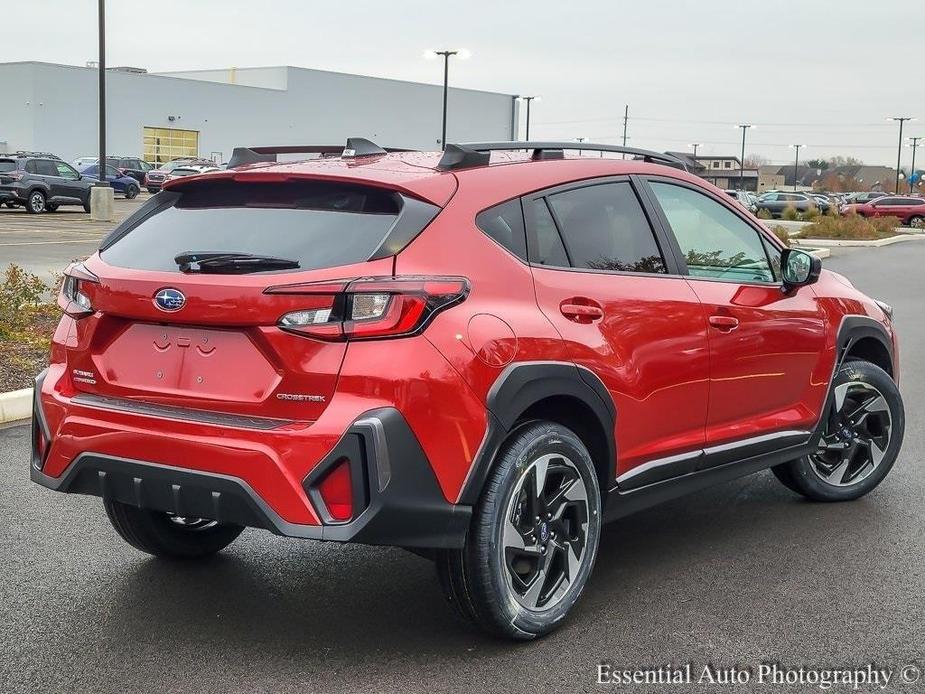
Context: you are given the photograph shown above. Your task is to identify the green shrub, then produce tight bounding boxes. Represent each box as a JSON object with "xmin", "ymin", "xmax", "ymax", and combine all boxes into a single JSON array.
[
  {"xmin": 0, "ymin": 264, "xmax": 50, "ymax": 339},
  {"xmin": 770, "ymin": 226, "xmax": 791, "ymax": 247},
  {"xmin": 797, "ymin": 214, "xmax": 901, "ymax": 240},
  {"xmin": 800, "ymin": 207, "xmax": 821, "ymax": 222},
  {"xmin": 781, "ymin": 205, "xmax": 800, "ymax": 221},
  {"xmin": 756, "ymin": 208, "xmax": 772, "ymax": 220}
]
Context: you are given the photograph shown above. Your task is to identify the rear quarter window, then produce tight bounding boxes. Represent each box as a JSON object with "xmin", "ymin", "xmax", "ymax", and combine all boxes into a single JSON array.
[
  {"xmin": 476, "ymin": 199, "xmax": 527, "ymax": 260},
  {"xmin": 0, "ymin": 160, "xmax": 17, "ymax": 172},
  {"xmin": 101, "ymin": 180, "xmax": 410, "ymax": 273}
]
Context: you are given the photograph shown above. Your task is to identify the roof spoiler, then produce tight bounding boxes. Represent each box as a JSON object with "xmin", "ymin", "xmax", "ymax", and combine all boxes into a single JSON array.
[
  {"xmin": 438, "ymin": 141, "xmax": 688, "ymax": 172},
  {"xmin": 227, "ymin": 138, "xmax": 409, "ymax": 168}
]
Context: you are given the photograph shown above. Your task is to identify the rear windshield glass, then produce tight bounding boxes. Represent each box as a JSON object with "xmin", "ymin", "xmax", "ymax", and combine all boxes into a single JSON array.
[
  {"xmin": 0, "ymin": 160, "xmax": 17, "ymax": 172},
  {"xmin": 101, "ymin": 180, "xmax": 401, "ymax": 273}
]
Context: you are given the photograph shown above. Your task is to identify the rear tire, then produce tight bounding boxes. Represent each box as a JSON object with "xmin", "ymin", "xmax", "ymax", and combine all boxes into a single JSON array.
[
  {"xmin": 104, "ymin": 499, "xmax": 244, "ymax": 559},
  {"xmin": 436, "ymin": 421, "xmax": 602, "ymax": 640},
  {"xmin": 125, "ymin": 185, "xmax": 138, "ymax": 199},
  {"xmin": 909, "ymin": 215, "xmax": 924, "ymax": 228},
  {"xmin": 46, "ymin": 203, "xmax": 58, "ymax": 212},
  {"xmin": 772, "ymin": 360, "xmax": 904, "ymax": 502},
  {"xmin": 26, "ymin": 190, "xmax": 46, "ymax": 214}
]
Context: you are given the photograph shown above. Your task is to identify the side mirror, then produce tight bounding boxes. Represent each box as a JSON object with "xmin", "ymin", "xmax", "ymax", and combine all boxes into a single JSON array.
[{"xmin": 781, "ymin": 248, "xmax": 821, "ymax": 289}]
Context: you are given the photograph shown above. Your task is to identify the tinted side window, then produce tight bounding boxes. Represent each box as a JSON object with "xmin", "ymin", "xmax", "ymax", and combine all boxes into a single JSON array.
[
  {"xmin": 25, "ymin": 160, "xmax": 37, "ymax": 174},
  {"xmin": 527, "ymin": 198, "xmax": 569, "ymax": 267},
  {"xmin": 650, "ymin": 182, "xmax": 774, "ymax": 283},
  {"xmin": 476, "ymin": 199, "xmax": 527, "ymax": 260},
  {"xmin": 546, "ymin": 182, "xmax": 666, "ymax": 273},
  {"xmin": 39, "ymin": 160, "xmax": 62, "ymax": 176}
]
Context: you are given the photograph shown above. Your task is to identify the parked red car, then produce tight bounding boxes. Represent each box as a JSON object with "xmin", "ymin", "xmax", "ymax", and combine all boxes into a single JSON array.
[
  {"xmin": 841, "ymin": 195, "xmax": 925, "ymax": 227},
  {"xmin": 31, "ymin": 139, "xmax": 904, "ymax": 640}
]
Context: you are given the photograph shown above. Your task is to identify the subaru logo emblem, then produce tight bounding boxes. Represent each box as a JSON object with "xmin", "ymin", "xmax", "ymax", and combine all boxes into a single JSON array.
[{"xmin": 154, "ymin": 288, "xmax": 186, "ymax": 312}]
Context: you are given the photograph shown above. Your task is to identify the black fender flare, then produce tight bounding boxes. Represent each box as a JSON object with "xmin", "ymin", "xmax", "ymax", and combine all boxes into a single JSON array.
[
  {"xmin": 810, "ymin": 315, "xmax": 895, "ymax": 445},
  {"xmin": 837, "ymin": 315, "xmax": 894, "ymax": 368},
  {"xmin": 457, "ymin": 361, "xmax": 616, "ymax": 505}
]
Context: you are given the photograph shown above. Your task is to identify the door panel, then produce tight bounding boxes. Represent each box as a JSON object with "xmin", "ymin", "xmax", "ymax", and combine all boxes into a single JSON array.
[
  {"xmin": 524, "ymin": 179, "xmax": 710, "ymax": 480},
  {"xmin": 533, "ymin": 268, "xmax": 710, "ymax": 475},
  {"xmin": 684, "ymin": 279, "xmax": 827, "ymax": 446},
  {"xmin": 645, "ymin": 179, "xmax": 829, "ymax": 450}
]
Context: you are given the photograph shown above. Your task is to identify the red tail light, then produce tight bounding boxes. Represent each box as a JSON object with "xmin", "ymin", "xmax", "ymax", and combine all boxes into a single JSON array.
[
  {"xmin": 3, "ymin": 172, "xmax": 23, "ymax": 181},
  {"xmin": 58, "ymin": 262, "xmax": 100, "ymax": 318},
  {"xmin": 317, "ymin": 458, "xmax": 353, "ymax": 521},
  {"xmin": 269, "ymin": 276, "xmax": 469, "ymax": 341}
]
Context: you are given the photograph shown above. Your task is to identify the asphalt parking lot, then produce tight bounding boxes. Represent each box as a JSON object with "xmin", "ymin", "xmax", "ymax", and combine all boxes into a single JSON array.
[
  {"xmin": 1, "ymin": 243, "xmax": 923, "ymax": 694},
  {"xmin": 0, "ymin": 194, "xmax": 147, "ymax": 280}
]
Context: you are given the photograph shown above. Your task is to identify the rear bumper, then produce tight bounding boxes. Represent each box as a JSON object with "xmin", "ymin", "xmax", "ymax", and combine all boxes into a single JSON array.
[{"xmin": 30, "ymin": 368, "xmax": 472, "ymax": 548}]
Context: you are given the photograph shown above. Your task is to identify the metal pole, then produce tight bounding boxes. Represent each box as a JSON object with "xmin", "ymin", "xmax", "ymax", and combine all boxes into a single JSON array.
[
  {"xmin": 895, "ymin": 119, "xmax": 905, "ymax": 192},
  {"xmin": 909, "ymin": 137, "xmax": 920, "ymax": 194},
  {"xmin": 441, "ymin": 53, "xmax": 449, "ymax": 150},
  {"xmin": 739, "ymin": 126, "xmax": 747, "ymax": 189},
  {"xmin": 525, "ymin": 97, "xmax": 532, "ymax": 141},
  {"xmin": 97, "ymin": 0, "xmax": 108, "ymax": 187},
  {"xmin": 793, "ymin": 145, "xmax": 801, "ymax": 191},
  {"xmin": 692, "ymin": 144, "xmax": 699, "ymax": 157},
  {"xmin": 621, "ymin": 105, "xmax": 628, "ymax": 159}
]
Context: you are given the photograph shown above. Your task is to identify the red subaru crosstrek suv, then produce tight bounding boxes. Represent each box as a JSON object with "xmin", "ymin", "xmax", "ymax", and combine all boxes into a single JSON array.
[{"xmin": 31, "ymin": 139, "xmax": 904, "ymax": 640}]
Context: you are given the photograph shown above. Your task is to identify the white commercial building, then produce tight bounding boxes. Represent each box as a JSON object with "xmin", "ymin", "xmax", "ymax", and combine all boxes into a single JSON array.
[{"xmin": 0, "ymin": 62, "xmax": 519, "ymax": 164}]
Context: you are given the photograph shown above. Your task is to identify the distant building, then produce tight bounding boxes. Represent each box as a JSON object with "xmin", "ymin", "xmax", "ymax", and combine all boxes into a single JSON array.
[
  {"xmin": 0, "ymin": 61, "xmax": 519, "ymax": 164},
  {"xmin": 758, "ymin": 163, "xmax": 900, "ymax": 192},
  {"xmin": 666, "ymin": 152, "xmax": 758, "ymax": 191}
]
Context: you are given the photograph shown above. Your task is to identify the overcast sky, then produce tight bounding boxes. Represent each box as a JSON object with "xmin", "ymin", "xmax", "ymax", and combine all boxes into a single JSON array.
[{"xmin": 3, "ymin": 0, "xmax": 921, "ymax": 167}]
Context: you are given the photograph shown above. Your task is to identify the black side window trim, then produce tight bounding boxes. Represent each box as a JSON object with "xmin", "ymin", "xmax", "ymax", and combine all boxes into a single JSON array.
[
  {"xmin": 521, "ymin": 175, "xmax": 682, "ymax": 277},
  {"xmin": 637, "ymin": 175, "xmax": 786, "ymax": 286}
]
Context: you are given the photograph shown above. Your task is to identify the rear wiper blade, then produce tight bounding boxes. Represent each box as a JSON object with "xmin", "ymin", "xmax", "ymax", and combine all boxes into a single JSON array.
[{"xmin": 175, "ymin": 251, "xmax": 300, "ymax": 274}]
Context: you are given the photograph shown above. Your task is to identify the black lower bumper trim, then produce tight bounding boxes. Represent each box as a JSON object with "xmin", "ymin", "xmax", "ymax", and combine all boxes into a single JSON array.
[{"xmin": 30, "ymin": 400, "xmax": 471, "ymax": 549}]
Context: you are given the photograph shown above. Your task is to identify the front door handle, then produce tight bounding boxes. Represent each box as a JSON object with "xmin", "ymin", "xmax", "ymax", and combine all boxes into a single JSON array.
[
  {"xmin": 560, "ymin": 299, "xmax": 604, "ymax": 323},
  {"xmin": 708, "ymin": 315, "xmax": 739, "ymax": 331}
]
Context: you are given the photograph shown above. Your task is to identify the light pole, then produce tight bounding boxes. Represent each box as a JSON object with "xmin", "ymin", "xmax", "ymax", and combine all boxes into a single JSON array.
[
  {"xmin": 520, "ymin": 96, "xmax": 539, "ymax": 141},
  {"xmin": 790, "ymin": 144, "xmax": 804, "ymax": 191},
  {"xmin": 425, "ymin": 49, "xmax": 470, "ymax": 150},
  {"xmin": 888, "ymin": 117, "xmax": 914, "ymax": 192},
  {"xmin": 690, "ymin": 143, "xmax": 701, "ymax": 158},
  {"xmin": 90, "ymin": 0, "xmax": 113, "ymax": 221},
  {"xmin": 908, "ymin": 136, "xmax": 922, "ymax": 194},
  {"xmin": 736, "ymin": 124, "xmax": 753, "ymax": 190}
]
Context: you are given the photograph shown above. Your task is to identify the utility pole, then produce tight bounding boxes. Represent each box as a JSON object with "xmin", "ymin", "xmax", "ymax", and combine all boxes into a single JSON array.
[
  {"xmin": 889, "ymin": 117, "xmax": 913, "ymax": 192},
  {"xmin": 690, "ymin": 143, "xmax": 701, "ymax": 158},
  {"xmin": 737, "ymin": 124, "xmax": 753, "ymax": 190},
  {"xmin": 790, "ymin": 144, "xmax": 804, "ymax": 192},
  {"xmin": 909, "ymin": 136, "xmax": 921, "ymax": 194},
  {"xmin": 621, "ymin": 105, "xmax": 629, "ymax": 159}
]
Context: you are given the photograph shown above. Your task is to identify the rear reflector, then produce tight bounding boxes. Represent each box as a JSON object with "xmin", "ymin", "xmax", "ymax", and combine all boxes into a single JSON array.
[
  {"xmin": 317, "ymin": 458, "xmax": 353, "ymax": 521},
  {"xmin": 272, "ymin": 276, "xmax": 468, "ymax": 341}
]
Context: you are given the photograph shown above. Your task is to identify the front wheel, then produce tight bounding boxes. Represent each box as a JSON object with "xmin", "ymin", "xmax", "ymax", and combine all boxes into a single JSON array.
[
  {"xmin": 436, "ymin": 421, "xmax": 602, "ymax": 640},
  {"xmin": 772, "ymin": 360, "xmax": 904, "ymax": 502},
  {"xmin": 125, "ymin": 185, "xmax": 138, "ymax": 199},
  {"xmin": 908, "ymin": 215, "xmax": 924, "ymax": 229},
  {"xmin": 104, "ymin": 499, "xmax": 244, "ymax": 559}
]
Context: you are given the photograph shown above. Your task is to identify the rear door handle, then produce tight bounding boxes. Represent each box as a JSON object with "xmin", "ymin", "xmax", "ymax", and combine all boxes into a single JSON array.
[
  {"xmin": 560, "ymin": 300, "xmax": 604, "ymax": 323},
  {"xmin": 708, "ymin": 315, "xmax": 739, "ymax": 331}
]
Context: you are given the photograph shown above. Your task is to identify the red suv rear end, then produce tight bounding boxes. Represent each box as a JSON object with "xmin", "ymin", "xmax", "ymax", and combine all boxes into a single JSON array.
[{"xmin": 32, "ymin": 140, "xmax": 904, "ymax": 640}]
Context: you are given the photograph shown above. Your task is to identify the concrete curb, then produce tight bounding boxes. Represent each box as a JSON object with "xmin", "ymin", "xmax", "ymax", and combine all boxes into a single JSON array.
[
  {"xmin": 804, "ymin": 247, "xmax": 831, "ymax": 259},
  {"xmin": 790, "ymin": 235, "xmax": 921, "ymax": 248},
  {"xmin": 0, "ymin": 388, "xmax": 32, "ymax": 423}
]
